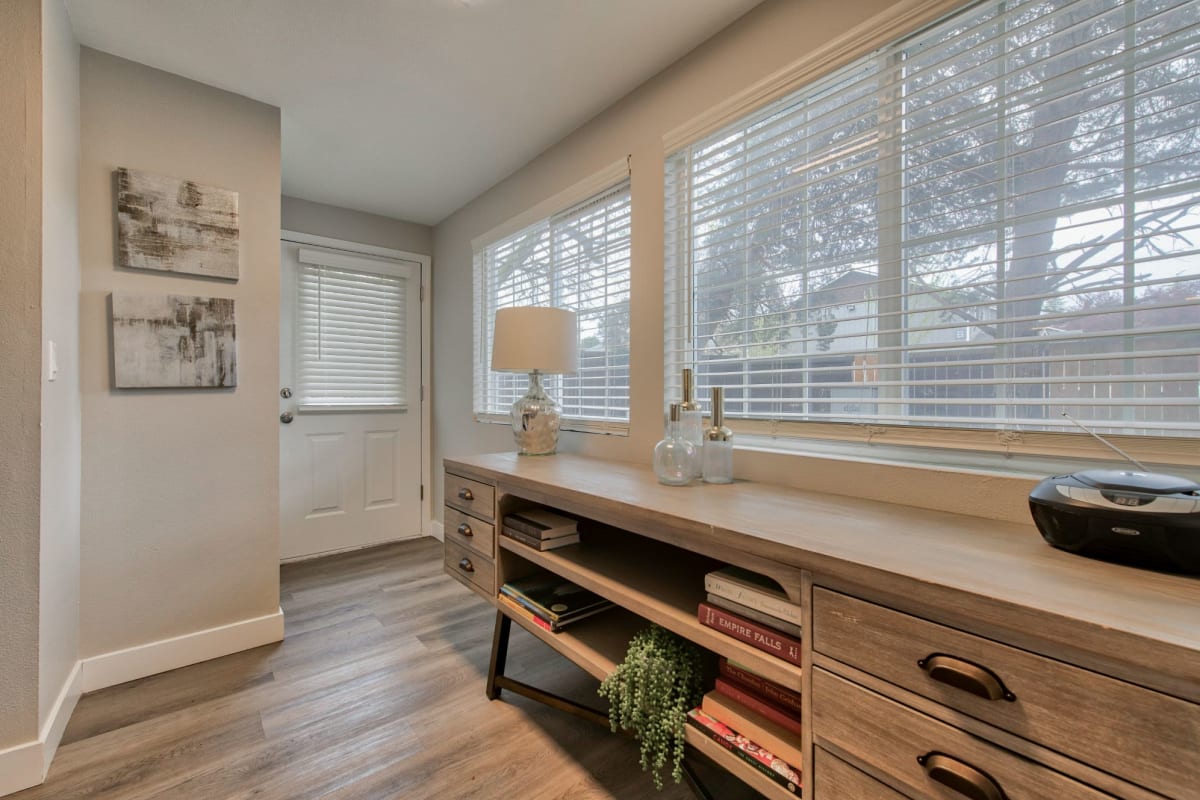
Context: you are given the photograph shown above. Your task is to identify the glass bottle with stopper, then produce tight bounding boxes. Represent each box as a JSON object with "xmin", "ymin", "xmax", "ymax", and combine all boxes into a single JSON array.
[
  {"xmin": 679, "ymin": 368, "xmax": 704, "ymax": 476},
  {"xmin": 702, "ymin": 387, "xmax": 733, "ymax": 484},
  {"xmin": 654, "ymin": 403, "xmax": 698, "ymax": 486}
]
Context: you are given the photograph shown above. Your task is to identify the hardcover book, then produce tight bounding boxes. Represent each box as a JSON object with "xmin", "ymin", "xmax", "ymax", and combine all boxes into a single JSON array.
[
  {"xmin": 701, "ymin": 691, "xmax": 804, "ymax": 768},
  {"xmin": 503, "ymin": 508, "xmax": 578, "ymax": 539},
  {"xmin": 500, "ymin": 573, "xmax": 613, "ymax": 624},
  {"xmin": 497, "ymin": 593, "xmax": 553, "ymax": 633},
  {"xmin": 704, "ymin": 566, "xmax": 802, "ymax": 625},
  {"xmin": 501, "ymin": 525, "xmax": 581, "ymax": 551},
  {"xmin": 687, "ymin": 708, "xmax": 801, "ymax": 795},
  {"xmin": 718, "ymin": 658, "xmax": 804, "ymax": 717},
  {"xmin": 707, "ymin": 592, "xmax": 804, "ymax": 638},
  {"xmin": 698, "ymin": 602, "xmax": 802, "ymax": 666},
  {"xmin": 714, "ymin": 677, "xmax": 802, "ymax": 736}
]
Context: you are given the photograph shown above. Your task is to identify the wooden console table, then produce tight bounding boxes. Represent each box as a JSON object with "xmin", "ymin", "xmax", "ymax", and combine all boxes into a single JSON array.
[{"xmin": 443, "ymin": 452, "xmax": 1200, "ymax": 800}]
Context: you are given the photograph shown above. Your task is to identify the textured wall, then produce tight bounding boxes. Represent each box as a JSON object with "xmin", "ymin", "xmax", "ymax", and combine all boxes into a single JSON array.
[
  {"xmin": 39, "ymin": 0, "xmax": 82, "ymax": 730},
  {"xmin": 78, "ymin": 50, "xmax": 281, "ymax": 657},
  {"xmin": 282, "ymin": 195, "xmax": 432, "ymax": 256},
  {"xmin": 0, "ymin": 0, "xmax": 44, "ymax": 750}
]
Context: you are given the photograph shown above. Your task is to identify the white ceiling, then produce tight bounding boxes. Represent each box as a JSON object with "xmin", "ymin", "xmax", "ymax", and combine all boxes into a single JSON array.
[{"xmin": 66, "ymin": 0, "xmax": 763, "ymax": 226}]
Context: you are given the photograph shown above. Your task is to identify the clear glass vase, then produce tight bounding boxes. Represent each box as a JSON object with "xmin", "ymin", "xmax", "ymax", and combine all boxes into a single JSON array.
[{"xmin": 654, "ymin": 404, "xmax": 697, "ymax": 486}]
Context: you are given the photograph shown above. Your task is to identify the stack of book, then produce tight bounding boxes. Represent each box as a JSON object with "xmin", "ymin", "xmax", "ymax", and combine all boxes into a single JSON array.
[
  {"xmin": 686, "ymin": 657, "xmax": 803, "ymax": 795},
  {"xmin": 501, "ymin": 507, "xmax": 580, "ymax": 551},
  {"xmin": 497, "ymin": 572, "xmax": 614, "ymax": 633},
  {"xmin": 697, "ymin": 565, "xmax": 803, "ymax": 665}
]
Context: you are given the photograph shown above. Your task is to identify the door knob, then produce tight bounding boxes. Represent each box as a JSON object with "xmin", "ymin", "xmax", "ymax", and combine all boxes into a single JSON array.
[
  {"xmin": 280, "ymin": 387, "xmax": 293, "ymax": 399},
  {"xmin": 280, "ymin": 411, "xmax": 294, "ymax": 424}
]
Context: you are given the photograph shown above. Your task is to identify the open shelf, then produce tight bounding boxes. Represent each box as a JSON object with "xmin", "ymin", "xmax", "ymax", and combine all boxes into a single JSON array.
[
  {"xmin": 685, "ymin": 726, "xmax": 801, "ymax": 800},
  {"xmin": 496, "ymin": 598, "xmax": 803, "ymax": 799},
  {"xmin": 498, "ymin": 531, "xmax": 802, "ymax": 690}
]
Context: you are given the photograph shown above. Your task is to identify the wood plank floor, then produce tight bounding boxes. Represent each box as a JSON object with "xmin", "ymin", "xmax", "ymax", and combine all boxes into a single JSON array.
[{"xmin": 16, "ymin": 538, "xmax": 763, "ymax": 800}]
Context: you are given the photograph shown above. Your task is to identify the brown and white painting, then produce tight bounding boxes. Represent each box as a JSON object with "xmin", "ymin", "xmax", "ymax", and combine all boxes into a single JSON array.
[
  {"xmin": 112, "ymin": 292, "xmax": 237, "ymax": 388},
  {"xmin": 116, "ymin": 167, "xmax": 239, "ymax": 280}
]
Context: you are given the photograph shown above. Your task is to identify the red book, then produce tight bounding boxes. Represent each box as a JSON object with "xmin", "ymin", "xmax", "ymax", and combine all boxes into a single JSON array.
[
  {"xmin": 719, "ymin": 657, "xmax": 804, "ymax": 717},
  {"xmin": 714, "ymin": 677, "xmax": 802, "ymax": 736},
  {"xmin": 698, "ymin": 602, "xmax": 802, "ymax": 666}
]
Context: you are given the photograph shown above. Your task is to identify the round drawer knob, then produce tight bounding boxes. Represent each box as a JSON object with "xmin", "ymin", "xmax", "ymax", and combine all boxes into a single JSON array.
[
  {"xmin": 458, "ymin": 557, "xmax": 474, "ymax": 573},
  {"xmin": 458, "ymin": 487, "xmax": 474, "ymax": 501},
  {"xmin": 457, "ymin": 522, "xmax": 473, "ymax": 537}
]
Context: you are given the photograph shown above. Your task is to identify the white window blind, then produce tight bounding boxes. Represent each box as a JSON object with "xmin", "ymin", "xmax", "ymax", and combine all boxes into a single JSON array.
[
  {"xmin": 296, "ymin": 249, "xmax": 408, "ymax": 411},
  {"xmin": 665, "ymin": 0, "xmax": 1200, "ymax": 452},
  {"xmin": 474, "ymin": 181, "xmax": 632, "ymax": 432}
]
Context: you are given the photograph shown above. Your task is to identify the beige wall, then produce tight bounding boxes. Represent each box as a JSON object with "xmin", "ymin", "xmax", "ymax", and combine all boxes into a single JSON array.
[
  {"xmin": 39, "ymin": 0, "xmax": 82, "ymax": 731},
  {"xmin": 78, "ymin": 50, "xmax": 282, "ymax": 657},
  {"xmin": 282, "ymin": 195, "xmax": 432, "ymax": 255},
  {"xmin": 432, "ymin": 0, "xmax": 1039, "ymax": 525},
  {"xmin": 0, "ymin": 0, "xmax": 45, "ymax": 751}
]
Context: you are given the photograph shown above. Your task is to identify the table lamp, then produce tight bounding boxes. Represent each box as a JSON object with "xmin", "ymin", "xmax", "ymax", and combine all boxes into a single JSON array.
[{"xmin": 491, "ymin": 306, "xmax": 579, "ymax": 455}]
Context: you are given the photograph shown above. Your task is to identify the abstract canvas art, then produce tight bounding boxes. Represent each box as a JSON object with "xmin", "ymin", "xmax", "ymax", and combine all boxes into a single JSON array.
[
  {"xmin": 112, "ymin": 292, "xmax": 238, "ymax": 388},
  {"xmin": 115, "ymin": 167, "xmax": 239, "ymax": 280}
]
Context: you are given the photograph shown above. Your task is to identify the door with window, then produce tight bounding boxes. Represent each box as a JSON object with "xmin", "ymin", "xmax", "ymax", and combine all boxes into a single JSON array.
[{"xmin": 279, "ymin": 241, "xmax": 422, "ymax": 559}]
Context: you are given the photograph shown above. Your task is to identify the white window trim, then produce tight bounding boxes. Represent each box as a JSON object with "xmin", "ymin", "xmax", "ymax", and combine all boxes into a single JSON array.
[
  {"xmin": 660, "ymin": 0, "xmax": 1200, "ymax": 469},
  {"xmin": 472, "ymin": 160, "xmax": 633, "ymax": 436}
]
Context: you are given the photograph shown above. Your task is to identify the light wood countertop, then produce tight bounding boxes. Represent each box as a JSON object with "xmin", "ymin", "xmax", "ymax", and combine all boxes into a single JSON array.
[{"xmin": 446, "ymin": 452, "xmax": 1200, "ymax": 701}]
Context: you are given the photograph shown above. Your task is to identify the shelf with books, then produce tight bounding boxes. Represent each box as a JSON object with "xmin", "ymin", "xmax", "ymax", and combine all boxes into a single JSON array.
[
  {"xmin": 684, "ymin": 726, "xmax": 800, "ymax": 800},
  {"xmin": 497, "ymin": 528, "xmax": 801, "ymax": 690},
  {"xmin": 496, "ymin": 592, "xmax": 803, "ymax": 800},
  {"xmin": 496, "ymin": 594, "xmax": 636, "ymax": 681}
]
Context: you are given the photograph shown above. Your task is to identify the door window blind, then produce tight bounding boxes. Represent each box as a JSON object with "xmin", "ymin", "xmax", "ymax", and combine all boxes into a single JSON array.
[
  {"xmin": 296, "ymin": 250, "xmax": 407, "ymax": 411},
  {"xmin": 665, "ymin": 0, "xmax": 1200, "ymax": 446},
  {"xmin": 474, "ymin": 181, "xmax": 632, "ymax": 432}
]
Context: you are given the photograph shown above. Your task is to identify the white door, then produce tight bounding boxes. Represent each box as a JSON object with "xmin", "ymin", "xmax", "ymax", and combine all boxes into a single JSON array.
[{"xmin": 279, "ymin": 241, "xmax": 422, "ymax": 559}]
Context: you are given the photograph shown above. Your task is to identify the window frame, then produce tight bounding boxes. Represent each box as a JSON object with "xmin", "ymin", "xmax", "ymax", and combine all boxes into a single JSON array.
[
  {"xmin": 662, "ymin": 0, "xmax": 1200, "ymax": 467},
  {"xmin": 473, "ymin": 166, "xmax": 633, "ymax": 435}
]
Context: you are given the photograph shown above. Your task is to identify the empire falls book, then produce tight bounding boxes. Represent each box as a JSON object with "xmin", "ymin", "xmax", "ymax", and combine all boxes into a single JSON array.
[{"xmin": 697, "ymin": 602, "xmax": 802, "ymax": 666}]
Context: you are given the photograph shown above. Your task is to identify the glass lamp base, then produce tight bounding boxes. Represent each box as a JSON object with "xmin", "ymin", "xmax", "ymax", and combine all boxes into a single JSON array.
[{"xmin": 511, "ymin": 372, "xmax": 562, "ymax": 456}]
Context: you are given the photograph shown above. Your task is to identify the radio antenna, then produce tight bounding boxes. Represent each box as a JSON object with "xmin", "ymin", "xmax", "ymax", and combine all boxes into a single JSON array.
[{"xmin": 1060, "ymin": 411, "xmax": 1148, "ymax": 471}]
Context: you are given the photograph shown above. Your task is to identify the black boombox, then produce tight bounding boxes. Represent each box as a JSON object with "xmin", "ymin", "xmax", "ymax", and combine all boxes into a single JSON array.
[{"xmin": 1029, "ymin": 469, "xmax": 1200, "ymax": 574}]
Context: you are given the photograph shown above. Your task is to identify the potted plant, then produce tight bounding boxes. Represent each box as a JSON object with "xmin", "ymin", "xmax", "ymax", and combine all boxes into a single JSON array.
[{"xmin": 598, "ymin": 625, "xmax": 704, "ymax": 789}]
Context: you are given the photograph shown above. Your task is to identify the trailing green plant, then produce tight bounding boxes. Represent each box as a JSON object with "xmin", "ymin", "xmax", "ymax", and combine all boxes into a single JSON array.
[{"xmin": 597, "ymin": 625, "xmax": 703, "ymax": 790}]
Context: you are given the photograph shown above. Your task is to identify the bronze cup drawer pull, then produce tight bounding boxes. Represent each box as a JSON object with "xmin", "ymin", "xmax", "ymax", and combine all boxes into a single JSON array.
[
  {"xmin": 458, "ymin": 557, "xmax": 475, "ymax": 573},
  {"xmin": 918, "ymin": 653, "xmax": 1016, "ymax": 702},
  {"xmin": 456, "ymin": 522, "xmax": 473, "ymax": 537},
  {"xmin": 457, "ymin": 487, "xmax": 474, "ymax": 501},
  {"xmin": 917, "ymin": 752, "xmax": 1006, "ymax": 800}
]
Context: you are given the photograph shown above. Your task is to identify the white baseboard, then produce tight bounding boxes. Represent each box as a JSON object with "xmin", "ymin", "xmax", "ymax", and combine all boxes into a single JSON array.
[
  {"xmin": 79, "ymin": 607, "xmax": 285, "ymax": 694},
  {"xmin": 40, "ymin": 660, "xmax": 81, "ymax": 774},
  {"xmin": 0, "ymin": 739, "xmax": 42, "ymax": 797},
  {"xmin": 431, "ymin": 520, "xmax": 444, "ymax": 542},
  {"xmin": 0, "ymin": 659, "xmax": 83, "ymax": 797}
]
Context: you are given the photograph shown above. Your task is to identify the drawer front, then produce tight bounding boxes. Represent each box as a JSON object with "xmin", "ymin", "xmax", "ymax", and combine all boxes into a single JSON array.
[
  {"xmin": 444, "ymin": 506, "xmax": 494, "ymax": 559},
  {"xmin": 444, "ymin": 539, "xmax": 495, "ymax": 599},
  {"xmin": 813, "ymin": 587, "xmax": 1198, "ymax": 798},
  {"xmin": 815, "ymin": 748, "xmax": 909, "ymax": 800},
  {"xmin": 813, "ymin": 669, "xmax": 1112, "ymax": 800},
  {"xmin": 444, "ymin": 473, "xmax": 495, "ymax": 521}
]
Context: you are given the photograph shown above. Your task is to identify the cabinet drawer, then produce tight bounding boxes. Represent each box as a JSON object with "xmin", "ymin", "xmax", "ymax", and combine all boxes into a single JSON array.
[
  {"xmin": 814, "ymin": 748, "xmax": 909, "ymax": 800},
  {"xmin": 444, "ymin": 539, "xmax": 495, "ymax": 599},
  {"xmin": 444, "ymin": 473, "xmax": 495, "ymax": 521},
  {"xmin": 812, "ymin": 588, "xmax": 1198, "ymax": 798},
  {"xmin": 444, "ymin": 506, "xmax": 494, "ymax": 559},
  {"xmin": 813, "ymin": 669, "xmax": 1112, "ymax": 800}
]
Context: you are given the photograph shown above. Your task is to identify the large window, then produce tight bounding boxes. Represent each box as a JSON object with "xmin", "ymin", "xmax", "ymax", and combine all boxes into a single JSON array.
[
  {"xmin": 475, "ymin": 181, "xmax": 632, "ymax": 431},
  {"xmin": 665, "ymin": 0, "xmax": 1200, "ymax": 450}
]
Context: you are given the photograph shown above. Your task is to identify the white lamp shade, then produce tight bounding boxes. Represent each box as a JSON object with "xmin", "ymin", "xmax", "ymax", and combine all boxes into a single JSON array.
[{"xmin": 491, "ymin": 306, "xmax": 579, "ymax": 374}]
